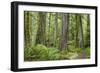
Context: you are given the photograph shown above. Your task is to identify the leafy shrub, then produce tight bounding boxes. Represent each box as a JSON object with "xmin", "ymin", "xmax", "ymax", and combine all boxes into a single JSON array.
[
  {"xmin": 33, "ymin": 44, "xmax": 48, "ymax": 55},
  {"xmin": 25, "ymin": 44, "xmax": 84, "ymax": 61},
  {"xmin": 24, "ymin": 48, "xmax": 34, "ymax": 61},
  {"xmin": 31, "ymin": 44, "xmax": 48, "ymax": 60},
  {"xmin": 47, "ymin": 47, "xmax": 60, "ymax": 60},
  {"xmin": 68, "ymin": 46, "xmax": 81, "ymax": 53},
  {"xmin": 60, "ymin": 50, "xmax": 68, "ymax": 59},
  {"xmin": 84, "ymin": 47, "xmax": 90, "ymax": 57},
  {"xmin": 24, "ymin": 44, "xmax": 61, "ymax": 61}
]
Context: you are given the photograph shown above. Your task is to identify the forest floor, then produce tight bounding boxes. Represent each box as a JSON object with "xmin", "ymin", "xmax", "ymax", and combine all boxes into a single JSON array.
[
  {"xmin": 24, "ymin": 44, "xmax": 90, "ymax": 61},
  {"xmin": 76, "ymin": 51, "xmax": 89, "ymax": 59}
]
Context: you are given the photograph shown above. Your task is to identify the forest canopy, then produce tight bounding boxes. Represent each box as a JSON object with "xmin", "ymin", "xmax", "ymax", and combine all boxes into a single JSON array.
[{"xmin": 24, "ymin": 11, "xmax": 90, "ymax": 61}]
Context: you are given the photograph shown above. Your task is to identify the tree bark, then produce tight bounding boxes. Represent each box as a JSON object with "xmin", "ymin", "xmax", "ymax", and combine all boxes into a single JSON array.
[
  {"xmin": 36, "ymin": 12, "xmax": 46, "ymax": 45},
  {"xmin": 60, "ymin": 13, "xmax": 69, "ymax": 50},
  {"xmin": 75, "ymin": 14, "xmax": 79, "ymax": 48},
  {"xmin": 79, "ymin": 15, "xmax": 84, "ymax": 49},
  {"xmin": 85, "ymin": 15, "xmax": 90, "ymax": 47},
  {"xmin": 54, "ymin": 13, "xmax": 58, "ymax": 47},
  {"xmin": 24, "ymin": 11, "xmax": 32, "ymax": 48}
]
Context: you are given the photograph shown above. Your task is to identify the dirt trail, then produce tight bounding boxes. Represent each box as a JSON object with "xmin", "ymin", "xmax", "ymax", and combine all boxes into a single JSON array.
[{"xmin": 76, "ymin": 51, "xmax": 88, "ymax": 59}]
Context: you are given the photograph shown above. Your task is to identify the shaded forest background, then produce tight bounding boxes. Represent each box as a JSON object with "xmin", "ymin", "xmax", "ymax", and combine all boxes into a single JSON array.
[{"xmin": 24, "ymin": 11, "xmax": 90, "ymax": 61}]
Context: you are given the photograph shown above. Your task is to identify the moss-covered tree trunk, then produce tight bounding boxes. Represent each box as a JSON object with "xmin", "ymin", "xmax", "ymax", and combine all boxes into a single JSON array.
[
  {"xmin": 75, "ymin": 14, "xmax": 79, "ymax": 48},
  {"xmin": 79, "ymin": 15, "xmax": 84, "ymax": 49},
  {"xmin": 24, "ymin": 11, "xmax": 32, "ymax": 48},
  {"xmin": 85, "ymin": 15, "xmax": 90, "ymax": 47},
  {"xmin": 36, "ymin": 12, "xmax": 46, "ymax": 45},
  {"xmin": 54, "ymin": 13, "xmax": 58, "ymax": 47}
]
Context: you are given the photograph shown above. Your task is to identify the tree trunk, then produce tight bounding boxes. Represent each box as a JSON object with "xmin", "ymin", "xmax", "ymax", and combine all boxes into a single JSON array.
[
  {"xmin": 75, "ymin": 14, "xmax": 79, "ymax": 48},
  {"xmin": 85, "ymin": 14, "xmax": 90, "ymax": 47},
  {"xmin": 24, "ymin": 11, "xmax": 32, "ymax": 48},
  {"xmin": 36, "ymin": 12, "xmax": 46, "ymax": 45},
  {"xmin": 79, "ymin": 15, "xmax": 84, "ymax": 49},
  {"xmin": 60, "ymin": 13, "xmax": 69, "ymax": 50},
  {"xmin": 54, "ymin": 13, "xmax": 58, "ymax": 47}
]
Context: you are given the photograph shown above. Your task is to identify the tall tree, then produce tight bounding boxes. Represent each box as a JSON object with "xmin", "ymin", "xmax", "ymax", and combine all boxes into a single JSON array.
[
  {"xmin": 24, "ymin": 11, "xmax": 32, "ymax": 48},
  {"xmin": 47, "ymin": 13, "xmax": 51, "ymax": 47},
  {"xmin": 75, "ymin": 14, "xmax": 79, "ymax": 48},
  {"xmin": 78, "ymin": 14, "xmax": 84, "ymax": 49},
  {"xmin": 85, "ymin": 15, "xmax": 90, "ymax": 47},
  {"xmin": 60, "ymin": 13, "xmax": 69, "ymax": 50},
  {"xmin": 36, "ymin": 12, "xmax": 46, "ymax": 45},
  {"xmin": 54, "ymin": 13, "xmax": 58, "ymax": 47}
]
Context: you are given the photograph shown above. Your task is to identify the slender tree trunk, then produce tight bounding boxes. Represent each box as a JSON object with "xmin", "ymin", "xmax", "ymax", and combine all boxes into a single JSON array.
[
  {"xmin": 66, "ymin": 13, "xmax": 69, "ymax": 49},
  {"xmin": 85, "ymin": 14, "xmax": 90, "ymax": 47},
  {"xmin": 75, "ymin": 14, "xmax": 79, "ymax": 48},
  {"xmin": 48, "ymin": 13, "xmax": 51, "ymax": 47},
  {"xmin": 87, "ymin": 15, "xmax": 90, "ymax": 47},
  {"xmin": 79, "ymin": 15, "xmax": 84, "ymax": 49},
  {"xmin": 54, "ymin": 13, "xmax": 58, "ymax": 47}
]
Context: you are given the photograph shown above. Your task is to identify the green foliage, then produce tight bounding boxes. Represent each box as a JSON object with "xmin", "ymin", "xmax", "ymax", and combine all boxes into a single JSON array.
[
  {"xmin": 68, "ymin": 46, "xmax": 81, "ymax": 53},
  {"xmin": 34, "ymin": 44, "xmax": 48, "ymax": 54},
  {"xmin": 24, "ymin": 48, "xmax": 33, "ymax": 57},
  {"xmin": 31, "ymin": 44, "xmax": 48, "ymax": 60},
  {"xmin": 24, "ymin": 44, "xmax": 90, "ymax": 61},
  {"xmin": 24, "ymin": 11, "xmax": 90, "ymax": 61},
  {"xmin": 47, "ymin": 47, "xmax": 60, "ymax": 60},
  {"xmin": 66, "ymin": 52, "xmax": 78, "ymax": 59},
  {"xmin": 60, "ymin": 50, "xmax": 69, "ymax": 59},
  {"xmin": 24, "ymin": 44, "xmax": 60, "ymax": 61},
  {"xmin": 60, "ymin": 50, "xmax": 78, "ymax": 60},
  {"xmin": 24, "ymin": 47, "xmax": 35, "ymax": 61},
  {"xmin": 69, "ymin": 48, "xmax": 81, "ymax": 53},
  {"xmin": 84, "ymin": 47, "xmax": 90, "ymax": 57},
  {"xmin": 24, "ymin": 44, "xmax": 48, "ymax": 61}
]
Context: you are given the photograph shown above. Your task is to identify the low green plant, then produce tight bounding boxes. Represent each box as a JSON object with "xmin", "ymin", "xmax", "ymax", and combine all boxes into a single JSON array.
[
  {"xmin": 31, "ymin": 44, "xmax": 48, "ymax": 60},
  {"xmin": 24, "ymin": 44, "xmax": 61, "ymax": 61},
  {"xmin": 84, "ymin": 47, "xmax": 90, "ymax": 57},
  {"xmin": 24, "ymin": 44, "xmax": 85, "ymax": 61},
  {"xmin": 24, "ymin": 47, "xmax": 34, "ymax": 61},
  {"xmin": 60, "ymin": 50, "xmax": 68, "ymax": 59},
  {"xmin": 47, "ymin": 47, "xmax": 60, "ymax": 60},
  {"xmin": 68, "ymin": 46, "xmax": 81, "ymax": 53}
]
